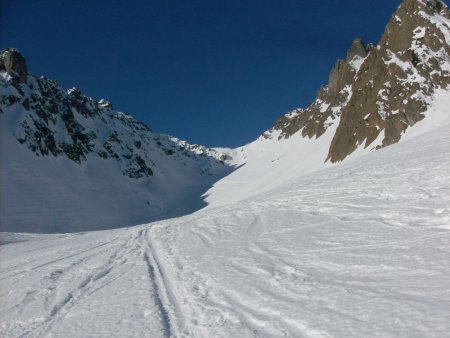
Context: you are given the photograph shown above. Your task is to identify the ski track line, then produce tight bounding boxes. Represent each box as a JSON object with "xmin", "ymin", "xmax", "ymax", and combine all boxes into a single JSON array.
[
  {"xmin": 0, "ymin": 233, "xmax": 121, "ymax": 267},
  {"xmin": 140, "ymin": 234, "xmax": 172, "ymax": 338},
  {"xmin": 17, "ymin": 231, "xmax": 139, "ymax": 338},
  {"xmin": 139, "ymin": 228, "xmax": 190, "ymax": 338},
  {"xmin": 5, "ymin": 243, "xmax": 122, "ymax": 316},
  {"xmin": 0, "ymin": 235, "xmax": 121, "ymax": 281}
]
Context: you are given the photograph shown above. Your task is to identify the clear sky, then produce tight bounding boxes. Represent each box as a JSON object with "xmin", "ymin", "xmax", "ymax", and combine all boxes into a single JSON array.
[{"xmin": 1, "ymin": 0, "xmax": 400, "ymax": 147}]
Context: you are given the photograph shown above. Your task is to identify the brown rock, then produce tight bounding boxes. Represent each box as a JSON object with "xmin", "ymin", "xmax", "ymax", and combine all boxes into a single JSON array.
[{"xmin": 271, "ymin": 0, "xmax": 450, "ymax": 163}]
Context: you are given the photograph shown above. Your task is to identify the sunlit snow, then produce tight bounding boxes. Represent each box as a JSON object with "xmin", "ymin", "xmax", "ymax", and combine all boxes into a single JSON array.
[{"xmin": 1, "ymin": 91, "xmax": 449, "ymax": 338}]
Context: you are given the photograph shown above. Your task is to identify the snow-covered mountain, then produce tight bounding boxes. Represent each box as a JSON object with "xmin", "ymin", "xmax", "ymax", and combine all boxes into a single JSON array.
[
  {"xmin": 0, "ymin": 50, "xmax": 233, "ymax": 233},
  {"xmin": 1, "ymin": 0, "xmax": 449, "ymax": 235}
]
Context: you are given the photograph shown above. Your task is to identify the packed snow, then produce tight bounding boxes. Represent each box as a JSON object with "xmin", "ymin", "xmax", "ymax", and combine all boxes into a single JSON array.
[
  {"xmin": 348, "ymin": 55, "xmax": 366, "ymax": 73},
  {"xmin": 1, "ymin": 89, "xmax": 449, "ymax": 337}
]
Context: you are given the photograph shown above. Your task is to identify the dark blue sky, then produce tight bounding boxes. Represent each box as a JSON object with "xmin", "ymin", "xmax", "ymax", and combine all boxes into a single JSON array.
[{"xmin": 1, "ymin": 0, "xmax": 399, "ymax": 147}]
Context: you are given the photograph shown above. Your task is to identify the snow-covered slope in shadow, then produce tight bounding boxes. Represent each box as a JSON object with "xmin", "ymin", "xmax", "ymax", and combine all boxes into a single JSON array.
[
  {"xmin": 0, "ymin": 55, "xmax": 234, "ymax": 233},
  {"xmin": 0, "ymin": 110, "xmax": 234, "ymax": 233},
  {"xmin": 1, "ymin": 100, "xmax": 449, "ymax": 337}
]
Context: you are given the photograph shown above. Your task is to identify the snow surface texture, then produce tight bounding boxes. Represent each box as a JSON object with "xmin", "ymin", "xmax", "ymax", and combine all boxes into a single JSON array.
[{"xmin": 1, "ymin": 91, "xmax": 449, "ymax": 337}]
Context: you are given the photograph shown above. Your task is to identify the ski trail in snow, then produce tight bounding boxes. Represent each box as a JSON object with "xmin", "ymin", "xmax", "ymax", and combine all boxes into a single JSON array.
[
  {"xmin": 20, "ymin": 231, "xmax": 139, "ymax": 337},
  {"xmin": 1, "ymin": 119, "xmax": 450, "ymax": 337},
  {"xmin": 0, "ymin": 229, "xmax": 173, "ymax": 338},
  {"xmin": 0, "ymin": 236, "xmax": 121, "ymax": 281},
  {"xmin": 139, "ymin": 229, "xmax": 173, "ymax": 338},
  {"xmin": 139, "ymin": 227, "xmax": 195, "ymax": 337}
]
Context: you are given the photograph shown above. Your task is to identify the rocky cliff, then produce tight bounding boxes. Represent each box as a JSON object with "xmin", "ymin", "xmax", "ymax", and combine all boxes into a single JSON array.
[{"xmin": 272, "ymin": 0, "xmax": 450, "ymax": 162}]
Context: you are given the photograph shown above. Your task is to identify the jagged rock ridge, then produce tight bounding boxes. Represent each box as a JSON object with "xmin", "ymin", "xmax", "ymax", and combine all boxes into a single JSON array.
[
  {"xmin": 0, "ymin": 48, "xmax": 228, "ymax": 179},
  {"xmin": 272, "ymin": 0, "xmax": 450, "ymax": 162}
]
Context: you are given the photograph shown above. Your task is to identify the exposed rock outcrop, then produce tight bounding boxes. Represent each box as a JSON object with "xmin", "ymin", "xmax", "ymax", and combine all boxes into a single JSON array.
[
  {"xmin": 0, "ymin": 48, "xmax": 28, "ymax": 83},
  {"xmin": 273, "ymin": 38, "xmax": 370, "ymax": 140},
  {"xmin": 0, "ymin": 48, "xmax": 228, "ymax": 179},
  {"xmin": 272, "ymin": 0, "xmax": 450, "ymax": 162}
]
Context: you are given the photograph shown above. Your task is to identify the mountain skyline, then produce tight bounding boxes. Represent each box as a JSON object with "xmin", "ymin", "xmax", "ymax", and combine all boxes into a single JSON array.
[
  {"xmin": 1, "ymin": 0, "xmax": 400, "ymax": 147},
  {"xmin": 1, "ymin": 0, "xmax": 449, "ymax": 233}
]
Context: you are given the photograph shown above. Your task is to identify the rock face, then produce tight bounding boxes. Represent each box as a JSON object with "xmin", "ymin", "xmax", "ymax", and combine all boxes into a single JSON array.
[
  {"xmin": 0, "ymin": 48, "xmax": 28, "ymax": 83},
  {"xmin": 0, "ymin": 49, "xmax": 228, "ymax": 179},
  {"xmin": 272, "ymin": 0, "xmax": 450, "ymax": 162}
]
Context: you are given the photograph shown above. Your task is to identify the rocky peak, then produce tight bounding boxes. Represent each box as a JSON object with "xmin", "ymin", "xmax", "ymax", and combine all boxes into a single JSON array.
[
  {"xmin": 271, "ymin": 0, "xmax": 450, "ymax": 163},
  {"xmin": 327, "ymin": 0, "xmax": 450, "ymax": 162},
  {"xmin": 273, "ymin": 37, "xmax": 369, "ymax": 140},
  {"xmin": 347, "ymin": 39, "xmax": 368, "ymax": 60},
  {"xmin": 98, "ymin": 99, "xmax": 113, "ymax": 110},
  {"xmin": 67, "ymin": 87, "xmax": 82, "ymax": 98},
  {"xmin": 0, "ymin": 48, "xmax": 28, "ymax": 83}
]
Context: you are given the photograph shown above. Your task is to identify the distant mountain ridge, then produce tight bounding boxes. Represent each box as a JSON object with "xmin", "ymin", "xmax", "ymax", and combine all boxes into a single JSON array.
[
  {"xmin": 0, "ymin": 49, "xmax": 228, "ymax": 177},
  {"xmin": 0, "ymin": 49, "xmax": 233, "ymax": 233}
]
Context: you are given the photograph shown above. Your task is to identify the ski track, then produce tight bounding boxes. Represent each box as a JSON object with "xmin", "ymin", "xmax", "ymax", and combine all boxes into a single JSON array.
[
  {"xmin": 0, "ymin": 228, "xmax": 179, "ymax": 337},
  {"xmin": 1, "ymin": 127, "xmax": 450, "ymax": 337},
  {"xmin": 139, "ymin": 228, "xmax": 174, "ymax": 338}
]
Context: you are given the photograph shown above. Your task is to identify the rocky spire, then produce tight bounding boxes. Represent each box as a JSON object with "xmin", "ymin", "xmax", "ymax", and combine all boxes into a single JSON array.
[
  {"xmin": 346, "ymin": 39, "xmax": 368, "ymax": 60},
  {"xmin": 0, "ymin": 48, "xmax": 28, "ymax": 83},
  {"xmin": 326, "ymin": 0, "xmax": 450, "ymax": 162}
]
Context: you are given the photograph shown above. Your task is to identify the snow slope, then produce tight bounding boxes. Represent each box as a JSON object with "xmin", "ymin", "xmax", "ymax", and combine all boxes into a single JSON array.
[
  {"xmin": 206, "ymin": 88, "xmax": 450, "ymax": 208},
  {"xmin": 0, "ymin": 70, "xmax": 233, "ymax": 233},
  {"xmin": 204, "ymin": 123, "xmax": 338, "ymax": 208},
  {"xmin": 1, "ymin": 103, "xmax": 449, "ymax": 337}
]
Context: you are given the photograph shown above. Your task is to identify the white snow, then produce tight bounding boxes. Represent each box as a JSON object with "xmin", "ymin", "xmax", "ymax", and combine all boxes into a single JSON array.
[
  {"xmin": 419, "ymin": 10, "xmax": 450, "ymax": 45},
  {"xmin": 202, "ymin": 122, "xmax": 338, "ymax": 208},
  {"xmin": 348, "ymin": 55, "xmax": 366, "ymax": 72},
  {"xmin": 402, "ymin": 88, "xmax": 450, "ymax": 140},
  {"xmin": 413, "ymin": 26, "xmax": 426, "ymax": 39},
  {"xmin": 319, "ymin": 101, "xmax": 330, "ymax": 113},
  {"xmin": 0, "ymin": 74, "xmax": 234, "ymax": 233},
  {"xmin": 383, "ymin": 50, "xmax": 427, "ymax": 85},
  {"xmin": 2, "ymin": 47, "xmax": 450, "ymax": 338},
  {"xmin": 1, "ymin": 115, "xmax": 450, "ymax": 337}
]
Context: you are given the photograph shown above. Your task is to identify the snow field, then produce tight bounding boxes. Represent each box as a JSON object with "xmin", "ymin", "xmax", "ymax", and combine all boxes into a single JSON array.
[{"xmin": 1, "ymin": 118, "xmax": 449, "ymax": 337}]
